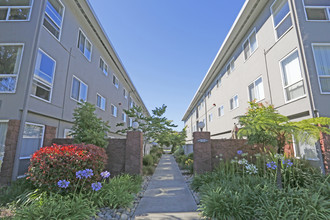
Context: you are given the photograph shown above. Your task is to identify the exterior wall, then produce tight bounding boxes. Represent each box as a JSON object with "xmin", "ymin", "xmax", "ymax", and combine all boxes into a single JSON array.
[
  {"xmin": 293, "ymin": 0, "xmax": 330, "ymax": 118},
  {"xmin": 184, "ymin": 0, "xmax": 313, "ymax": 141}
]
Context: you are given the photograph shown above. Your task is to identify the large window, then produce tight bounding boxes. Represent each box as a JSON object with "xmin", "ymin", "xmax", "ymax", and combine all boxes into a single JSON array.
[
  {"xmin": 96, "ymin": 94, "xmax": 106, "ymax": 110},
  {"xmin": 43, "ymin": 0, "xmax": 64, "ymax": 40},
  {"xmin": 31, "ymin": 49, "xmax": 56, "ymax": 102},
  {"xmin": 243, "ymin": 30, "xmax": 258, "ymax": 60},
  {"xmin": 71, "ymin": 76, "xmax": 87, "ymax": 102},
  {"xmin": 0, "ymin": 0, "xmax": 33, "ymax": 21},
  {"xmin": 99, "ymin": 57, "xmax": 108, "ymax": 76},
  {"xmin": 312, "ymin": 44, "xmax": 330, "ymax": 93},
  {"xmin": 230, "ymin": 95, "xmax": 239, "ymax": 110},
  {"xmin": 303, "ymin": 0, "xmax": 330, "ymax": 21},
  {"xmin": 0, "ymin": 121, "xmax": 8, "ymax": 172},
  {"xmin": 271, "ymin": 0, "xmax": 292, "ymax": 40},
  {"xmin": 111, "ymin": 104, "xmax": 117, "ymax": 117},
  {"xmin": 280, "ymin": 51, "xmax": 305, "ymax": 101},
  {"xmin": 78, "ymin": 30, "xmax": 92, "ymax": 61},
  {"xmin": 248, "ymin": 77, "xmax": 265, "ymax": 102},
  {"xmin": 0, "ymin": 44, "xmax": 23, "ymax": 93}
]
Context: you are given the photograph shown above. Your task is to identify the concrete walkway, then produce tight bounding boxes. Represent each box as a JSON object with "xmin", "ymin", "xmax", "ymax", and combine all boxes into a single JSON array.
[{"xmin": 134, "ymin": 154, "xmax": 200, "ymax": 220}]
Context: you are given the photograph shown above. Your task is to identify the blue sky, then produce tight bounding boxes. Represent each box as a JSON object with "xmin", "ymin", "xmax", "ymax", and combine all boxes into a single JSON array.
[{"xmin": 89, "ymin": 0, "xmax": 246, "ymax": 131}]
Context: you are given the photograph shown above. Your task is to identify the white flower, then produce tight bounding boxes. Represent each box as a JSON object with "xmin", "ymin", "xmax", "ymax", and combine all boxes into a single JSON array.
[
  {"xmin": 245, "ymin": 164, "xmax": 258, "ymax": 174},
  {"xmin": 238, "ymin": 159, "xmax": 248, "ymax": 165}
]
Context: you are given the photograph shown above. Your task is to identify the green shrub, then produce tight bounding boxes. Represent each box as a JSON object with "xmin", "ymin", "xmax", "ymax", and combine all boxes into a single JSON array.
[
  {"xmin": 92, "ymin": 174, "xmax": 142, "ymax": 209},
  {"xmin": 143, "ymin": 166, "xmax": 155, "ymax": 176},
  {"xmin": 15, "ymin": 193, "xmax": 97, "ymax": 220},
  {"xmin": 173, "ymin": 146, "xmax": 184, "ymax": 157},
  {"xmin": 143, "ymin": 155, "xmax": 154, "ymax": 166},
  {"xmin": 27, "ymin": 144, "xmax": 107, "ymax": 191},
  {"xmin": 0, "ymin": 178, "xmax": 35, "ymax": 206}
]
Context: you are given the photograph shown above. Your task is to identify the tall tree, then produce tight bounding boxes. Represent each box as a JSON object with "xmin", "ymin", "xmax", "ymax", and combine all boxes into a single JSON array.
[{"xmin": 238, "ymin": 102, "xmax": 330, "ymax": 188}]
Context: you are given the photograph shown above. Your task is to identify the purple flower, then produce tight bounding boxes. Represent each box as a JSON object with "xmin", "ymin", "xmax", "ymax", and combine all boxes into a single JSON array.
[
  {"xmin": 76, "ymin": 169, "xmax": 94, "ymax": 179},
  {"xmin": 266, "ymin": 161, "xmax": 277, "ymax": 170},
  {"xmin": 237, "ymin": 150, "xmax": 243, "ymax": 155},
  {"xmin": 100, "ymin": 171, "xmax": 110, "ymax": 179},
  {"xmin": 283, "ymin": 159, "xmax": 293, "ymax": 167},
  {"xmin": 84, "ymin": 169, "xmax": 94, "ymax": 178},
  {"xmin": 58, "ymin": 180, "xmax": 70, "ymax": 188},
  {"xmin": 91, "ymin": 182, "xmax": 102, "ymax": 191}
]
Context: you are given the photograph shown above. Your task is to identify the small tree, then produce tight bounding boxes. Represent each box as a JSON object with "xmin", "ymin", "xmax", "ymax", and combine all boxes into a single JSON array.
[
  {"xmin": 238, "ymin": 102, "xmax": 330, "ymax": 188},
  {"xmin": 71, "ymin": 102, "xmax": 110, "ymax": 148}
]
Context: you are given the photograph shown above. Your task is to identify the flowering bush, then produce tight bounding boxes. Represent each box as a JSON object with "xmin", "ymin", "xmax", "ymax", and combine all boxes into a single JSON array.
[{"xmin": 27, "ymin": 144, "xmax": 107, "ymax": 191}]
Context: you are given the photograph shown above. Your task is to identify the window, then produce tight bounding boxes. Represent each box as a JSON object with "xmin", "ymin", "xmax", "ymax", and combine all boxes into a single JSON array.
[
  {"xmin": 112, "ymin": 75, "xmax": 119, "ymax": 88},
  {"xmin": 129, "ymin": 118, "xmax": 133, "ymax": 127},
  {"xmin": 0, "ymin": 121, "xmax": 8, "ymax": 172},
  {"xmin": 0, "ymin": 44, "xmax": 23, "ymax": 93},
  {"xmin": 218, "ymin": 105, "xmax": 224, "ymax": 117},
  {"xmin": 0, "ymin": 0, "xmax": 33, "ymax": 21},
  {"xmin": 209, "ymin": 113, "xmax": 213, "ymax": 122},
  {"xmin": 19, "ymin": 123, "xmax": 44, "ymax": 177},
  {"xmin": 31, "ymin": 49, "xmax": 56, "ymax": 102},
  {"xmin": 123, "ymin": 88, "xmax": 127, "ymax": 99},
  {"xmin": 111, "ymin": 104, "xmax": 117, "ymax": 117},
  {"xmin": 96, "ymin": 94, "xmax": 106, "ymax": 110},
  {"xmin": 216, "ymin": 78, "xmax": 221, "ymax": 88},
  {"xmin": 243, "ymin": 30, "xmax": 258, "ymax": 60},
  {"xmin": 71, "ymin": 76, "xmax": 87, "ymax": 102},
  {"xmin": 280, "ymin": 51, "xmax": 305, "ymax": 101},
  {"xmin": 99, "ymin": 57, "xmax": 108, "ymax": 75},
  {"xmin": 226, "ymin": 58, "xmax": 235, "ymax": 75},
  {"xmin": 43, "ymin": 0, "xmax": 64, "ymax": 39},
  {"xmin": 248, "ymin": 77, "xmax": 265, "ymax": 102},
  {"xmin": 207, "ymin": 91, "xmax": 211, "ymax": 99},
  {"xmin": 312, "ymin": 44, "xmax": 330, "ymax": 93},
  {"xmin": 293, "ymin": 134, "xmax": 318, "ymax": 160},
  {"xmin": 230, "ymin": 95, "xmax": 239, "ymax": 110},
  {"xmin": 304, "ymin": 0, "xmax": 330, "ymax": 21},
  {"xmin": 78, "ymin": 30, "xmax": 92, "ymax": 61},
  {"xmin": 271, "ymin": 0, "xmax": 292, "ymax": 40},
  {"xmin": 130, "ymin": 99, "xmax": 134, "ymax": 108},
  {"xmin": 122, "ymin": 112, "xmax": 127, "ymax": 122}
]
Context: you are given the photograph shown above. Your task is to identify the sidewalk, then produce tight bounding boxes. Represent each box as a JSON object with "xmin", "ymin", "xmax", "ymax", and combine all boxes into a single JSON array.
[{"xmin": 134, "ymin": 154, "xmax": 200, "ymax": 220}]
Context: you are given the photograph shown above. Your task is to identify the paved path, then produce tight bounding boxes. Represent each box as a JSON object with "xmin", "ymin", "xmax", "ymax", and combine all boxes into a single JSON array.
[{"xmin": 134, "ymin": 154, "xmax": 200, "ymax": 220}]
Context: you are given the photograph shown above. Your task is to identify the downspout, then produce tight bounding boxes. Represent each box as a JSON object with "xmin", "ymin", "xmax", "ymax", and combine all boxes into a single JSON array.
[
  {"xmin": 12, "ymin": 0, "xmax": 47, "ymax": 180},
  {"xmin": 289, "ymin": 0, "xmax": 325, "ymax": 174},
  {"xmin": 263, "ymin": 49, "xmax": 273, "ymax": 105}
]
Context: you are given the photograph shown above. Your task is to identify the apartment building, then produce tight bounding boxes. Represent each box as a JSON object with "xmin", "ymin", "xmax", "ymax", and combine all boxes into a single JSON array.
[
  {"xmin": 182, "ymin": 0, "xmax": 330, "ymax": 166},
  {"xmin": 0, "ymin": 0, "xmax": 149, "ymax": 181}
]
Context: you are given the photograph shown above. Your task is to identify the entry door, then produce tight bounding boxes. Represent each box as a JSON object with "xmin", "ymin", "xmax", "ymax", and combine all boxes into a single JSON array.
[{"xmin": 18, "ymin": 123, "xmax": 44, "ymax": 177}]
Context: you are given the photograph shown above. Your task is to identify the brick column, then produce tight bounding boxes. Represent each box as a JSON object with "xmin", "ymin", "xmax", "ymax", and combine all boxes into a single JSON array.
[
  {"xmin": 107, "ymin": 139, "xmax": 126, "ymax": 176},
  {"xmin": 125, "ymin": 131, "xmax": 143, "ymax": 175},
  {"xmin": 193, "ymin": 132, "xmax": 212, "ymax": 174},
  {"xmin": 0, "ymin": 120, "xmax": 20, "ymax": 185},
  {"xmin": 43, "ymin": 125, "xmax": 57, "ymax": 147},
  {"xmin": 320, "ymin": 132, "xmax": 330, "ymax": 175}
]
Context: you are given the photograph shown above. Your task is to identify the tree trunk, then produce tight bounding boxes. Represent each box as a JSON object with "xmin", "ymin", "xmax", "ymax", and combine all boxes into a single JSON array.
[{"xmin": 276, "ymin": 158, "xmax": 282, "ymax": 189}]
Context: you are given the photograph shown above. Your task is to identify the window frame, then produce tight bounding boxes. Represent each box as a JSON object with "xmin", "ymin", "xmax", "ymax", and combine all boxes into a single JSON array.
[
  {"xmin": 218, "ymin": 105, "xmax": 224, "ymax": 117},
  {"xmin": 0, "ymin": 0, "xmax": 34, "ymax": 22},
  {"xmin": 112, "ymin": 74, "xmax": 119, "ymax": 89},
  {"xmin": 123, "ymin": 88, "xmax": 128, "ymax": 99},
  {"xmin": 99, "ymin": 57, "xmax": 108, "ymax": 76},
  {"xmin": 242, "ymin": 29, "xmax": 258, "ymax": 61},
  {"xmin": 311, "ymin": 43, "xmax": 330, "ymax": 94},
  {"xmin": 302, "ymin": 0, "xmax": 330, "ymax": 22},
  {"xmin": 70, "ymin": 75, "xmax": 88, "ymax": 103},
  {"xmin": 226, "ymin": 57, "xmax": 235, "ymax": 75},
  {"xmin": 229, "ymin": 95, "xmax": 239, "ymax": 110},
  {"xmin": 111, "ymin": 104, "xmax": 117, "ymax": 117},
  {"xmin": 77, "ymin": 29, "xmax": 92, "ymax": 61},
  {"xmin": 271, "ymin": 0, "xmax": 293, "ymax": 41},
  {"xmin": 96, "ymin": 93, "xmax": 106, "ymax": 111},
  {"xmin": 122, "ymin": 112, "xmax": 127, "ymax": 122},
  {"xmin": 43, "ymin": 0, "xmax": 65, "ymax": 41},
  {"xmin": 31, "ymin": 48, "xmax": 56, "ymax": 103},
  {"xmin": 209, "ymin": 113, "xmax": 213, "ymax": 122},
  {"xmin": 279, "ymin": 49, "xmax": 306, "ymax": 103},
  {"xmin": 0, "ymin": 43, "xmax": 24, "ymax": 93},
  {"xmin": 248, "ymin": 76, "xmax": 265, "ymax": 102}
]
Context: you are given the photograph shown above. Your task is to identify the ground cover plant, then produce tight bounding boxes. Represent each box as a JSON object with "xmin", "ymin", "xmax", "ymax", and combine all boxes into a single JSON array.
[{"xmin": 174, "ymin": 146, "xmax": 193, "ymax": 174}]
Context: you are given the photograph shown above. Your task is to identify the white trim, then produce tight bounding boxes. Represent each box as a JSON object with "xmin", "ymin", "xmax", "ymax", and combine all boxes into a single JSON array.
[
  {"xmin": 302, "ymin": 0, "xmax": 330, "ymax": 22},
  {"xmin": 0, "ymin": 0, "xmax": 34, "ymax": 22},
  {"xmin": 226, "ymin": 57, "xmax": 235, "ymax": 75},
  {"xmin": 270, "ymin": 0, "xmax": 293, "ymax": 41},
  {"xmin": 70, "ymin": 75, "xmax": 88, "ymax": 103},
  {"xmin": 0, "ymin": 43, "xmax": 25, "ymax": 94},
  {"xmin": 0, "ymin": 120, "xmax": 9, "ymax": 123},
  {"xmin": 229, "ymin": 94, "xmax": 239, "ymax": 111},
  {"xmin": 42, "ymin": 0, "xmax": 65, "ymax": 41},
  {"xmin": 96, "ymin": 93, "xmax": 106, "ymax": 111},
  {"xmin": 112, "ymin": 74, "xmax": 119, "ymax": 89},
  {"xmin": 30, "ymin": 48, "xmax": 56, "ymax": 103},
  {"xmin": 77, "ymin": 28, "xmax": 92, "ymax": 62},
  {"xmin": 279, "ymin": 49, "xmax": 306, "ymax": 103},
  {"xmin": 218, "ymin": 105, "xmax": 224, "ymax": 117},
  {"xmin": 123, "ymin": 88, "xmax": 128, "ymax": 99},
  {"xmin": 311, "ymin": 43, "xmax": 330, "ymax": 94},
  {"xmin": 99, "ymin": 56, "xmax": 108, "ymax": 76},
  {"xmin": 247, "ymin": 75, "xmax": 265, "ymax": 102},
  {"xmin": 242, "ymin": 28, "xmax": 258, "ymax": 61},
  {"xmin": 111, "ymin": 104, "xmax": 117, "ymax": 117}
]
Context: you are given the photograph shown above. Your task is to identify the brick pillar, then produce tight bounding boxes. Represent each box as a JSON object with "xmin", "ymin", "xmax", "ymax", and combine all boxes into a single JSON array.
[
  {"xmin": 125, "ymin": 131, "xmax": 143, "ymax": 175},
  {"xmin": 320, "ymin": 132, "xmax": 330, "ymax": 175},
  {"xmin": 0, "ymin": 120, "xmax": 20, "ymax": 185},
  {"xmin": 107, "ymin": 139, "xmax": 126, "ymax": 176},
  {"xmin": 193, "ymin": 132, "xmax": 212, "ymax": 174},
  {"xmin": 43, "ymin": 125, "xmax": 57, "ymax": 147}
]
